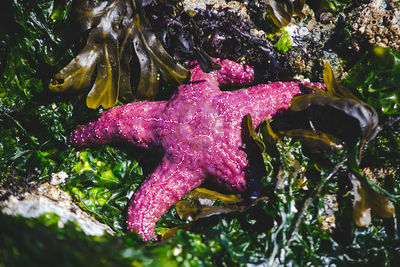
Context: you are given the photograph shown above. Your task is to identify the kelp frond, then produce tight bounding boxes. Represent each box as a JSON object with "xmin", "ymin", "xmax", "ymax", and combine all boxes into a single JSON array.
[{"xmin": 49, "ymin": 0, "xmax": 189, "ymax": 109}]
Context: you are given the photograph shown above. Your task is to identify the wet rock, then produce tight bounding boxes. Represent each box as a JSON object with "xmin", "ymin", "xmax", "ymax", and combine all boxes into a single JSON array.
[
  {"xmin": 148, "ymin": 1, "xmax": 345, "ymax": 82},
  {"xmin": 0, "ymin": 178, "xmax": 114, "ymax": 236},
  {"xmin": 283, "ymin": 4, "xmax": 344, "ymax": 80},
  {"xmin": 320, "ymin": 12, "xmax": 334, "ymax": 24}
]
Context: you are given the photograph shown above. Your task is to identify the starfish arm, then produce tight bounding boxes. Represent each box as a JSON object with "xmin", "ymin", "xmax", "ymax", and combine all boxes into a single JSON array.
[
  {"xmin": 70, "ymin": 101, "xmax": 166, "ymax": 148},
  {"xmin": 215, "ymin": 59, "xmax": 255, "ymax": 87},
  {"xmin": 127, "ymin": 156, "xmax": 206, "ymax": 241},
  {"xmin": 221, "ymin": 82, "xmax": 326, "ymax": 127},
  {"xmin": 190, "ymin": 59, "xmax": 255, "ymax": 87},
  {"xmin": 205, "ymin": 142, "xmax": 248, "ymax": 192}
]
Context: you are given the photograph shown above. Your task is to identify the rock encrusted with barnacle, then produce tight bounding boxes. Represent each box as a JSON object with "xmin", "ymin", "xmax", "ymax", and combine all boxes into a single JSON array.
[{"xmin": 349, "ymin": 0, "xmax": 400, "ymax": 51}]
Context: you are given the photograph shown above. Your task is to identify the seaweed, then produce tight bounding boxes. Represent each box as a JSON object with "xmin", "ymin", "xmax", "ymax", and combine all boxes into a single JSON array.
[
  {"xmin": 273, "ymin": 62, "xmax": 395, "ymax": 228},
  {"xmin": 145, "ymin": 3, "xmax": 294, "ymax": 82},
  {"xmin": 246, "ymin": 0, "xmax": 305, "ymax": 31},
  {"xmin": 49, "ymin": 0, "xmax": 189, "ymax": 109},
  {"xmin": 0, "ymin": 212, "xmax": 171, "ymax": 266},
  {"xmin": 264, "ymin": 0, "xmax": 306, "ymax": 28},
  {"xmin": 307, "ymin": 0, "xmax": 355, "ymax": 16}
]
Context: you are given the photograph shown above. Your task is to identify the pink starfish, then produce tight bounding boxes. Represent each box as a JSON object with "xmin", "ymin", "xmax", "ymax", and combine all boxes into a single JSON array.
[{"xmin": 70, "ymin": 59, "xmax": 324, "ymax": 241}]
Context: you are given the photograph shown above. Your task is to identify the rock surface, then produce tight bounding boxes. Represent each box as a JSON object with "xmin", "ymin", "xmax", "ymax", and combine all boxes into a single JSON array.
[{"xmin": 0, "ymin": 177, "xmax": 113, "ymax": 236}]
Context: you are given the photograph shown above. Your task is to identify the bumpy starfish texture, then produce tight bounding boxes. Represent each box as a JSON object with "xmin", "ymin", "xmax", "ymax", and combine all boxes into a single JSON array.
[{"xmin": 70, "ymin": 59, "xmax": 324, "ymax": 241}]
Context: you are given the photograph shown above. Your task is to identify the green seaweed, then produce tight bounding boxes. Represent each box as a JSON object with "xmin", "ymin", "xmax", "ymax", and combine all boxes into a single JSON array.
[
  {"xmin": 342, "ymin": 47, "xmax": 400, "ymax": 117},
  {"xmin": 307, "ymin": 0, "xmax": 353, "ymax": 14},
  {"xmin": 341, "ymin": 47, "xmax": 400, "ymax": 170},
  {"xmin": 60, "ymin": 146, "xmax": 145, "ymax": 233},
  {"xmin": 273, "ymin": 29, "xmax": 293, "ymax": 53},
  {"xmin": 0, "ymin": 212, "xmax": 174, "ymax": 267}
]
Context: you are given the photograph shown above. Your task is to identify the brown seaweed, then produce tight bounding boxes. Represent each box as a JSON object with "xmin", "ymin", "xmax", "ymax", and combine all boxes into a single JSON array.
[{"xmin": 49, "ymin": 0, "xmax": 189, "ymax": 109}]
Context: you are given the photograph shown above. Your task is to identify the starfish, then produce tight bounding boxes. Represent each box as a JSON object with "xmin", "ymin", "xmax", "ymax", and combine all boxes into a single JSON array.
[{"xmin": 70, "ymin": 59, "xmax": 324, "ymax": 241}]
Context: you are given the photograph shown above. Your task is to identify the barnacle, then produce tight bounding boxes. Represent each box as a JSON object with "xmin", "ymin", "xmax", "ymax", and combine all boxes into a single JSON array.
[
  {"xmin": 348, "ymin": 0, "xmax": 400, "ymax": 52},
  {"xmin": 49, "ymin": 0, "xmax": 189, "ymax": 109}
]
